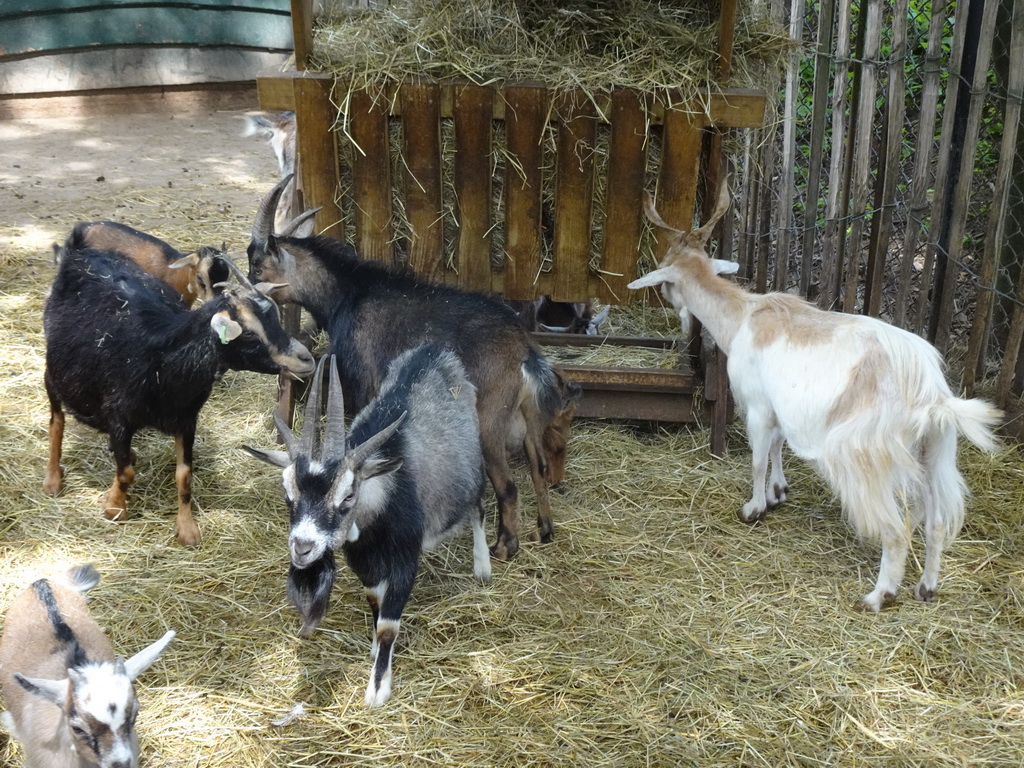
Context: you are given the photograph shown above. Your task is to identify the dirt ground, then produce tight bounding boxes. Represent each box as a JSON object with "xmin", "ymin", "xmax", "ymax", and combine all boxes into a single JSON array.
[{"xmin": 0, "ymin": 106, "xmax": 279, "ymax": 262}]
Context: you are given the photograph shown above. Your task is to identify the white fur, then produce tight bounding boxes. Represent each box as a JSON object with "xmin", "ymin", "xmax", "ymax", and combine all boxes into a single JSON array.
[
  {"xmin": 629, "ymin": 194, "xmax": 1002, "ymax": 611},
  {"xmin": 365, "ymin": 618, "xmax": 400, "ymax": 708}
]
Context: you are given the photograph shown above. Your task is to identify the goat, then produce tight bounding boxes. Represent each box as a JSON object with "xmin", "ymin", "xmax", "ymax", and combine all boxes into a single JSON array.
[
  {"xmin": 243, "ymin": 349, "xmax": 490, "ymax": 707},
  {"xmin": 0, "ymin": 564, "xmax": 174, "ymax": 768},
  {"xmin": 627, "ymin": 185, "xmax": 1002, "ymax": 611},
  {"xmin": 53, "ymin": 221, "xmax": 230, "ymax": 306},
  {"xmin": 508, "ymin": 298, "xmax": 609, "ymax": 335},
  {"xmin": 42, "ymin": 244, "xmax": 315, "ymax": 546},
  {"xmin": 242, "ymin": 111, "xmax": 299, "ymax": 233},
  {"xmin": 246, "ymin": 175, "xmax": 581, "ymax": 560}
]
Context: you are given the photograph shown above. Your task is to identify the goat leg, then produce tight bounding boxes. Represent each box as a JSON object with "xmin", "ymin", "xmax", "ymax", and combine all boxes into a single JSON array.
[
  {"xmin": 42, "ymin": 399, "xmax": 65, "ymax": 495},
  {"xmin": 483, "ymin": 443, "xmax": 520, "ymax": 560},
  {"xmin": 174, "ymin": 429, "xmax": 201, "ymax": 546},
  {"xmin": 364, "ymin": 572, "xmax": 414, "ymax": 708},
  {"xmin": 103, "ymin": 431, "xmax": 136, "ymax": 521}
]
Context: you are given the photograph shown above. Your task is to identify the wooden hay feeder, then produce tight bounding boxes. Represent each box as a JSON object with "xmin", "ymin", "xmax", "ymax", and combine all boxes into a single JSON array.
[{"xmin": 258, "ymin": 2, "xmax": 766, "ymax": 454}]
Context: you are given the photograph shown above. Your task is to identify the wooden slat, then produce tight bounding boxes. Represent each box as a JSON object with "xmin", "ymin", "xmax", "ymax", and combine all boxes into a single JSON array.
[
  {"xmin": 894, "ymin": 0, "xmax": 947, "ymax": 330},
  {"xmin": 400, "ymin": 81, "xmax": 445, "ymax": 281},
  {"xmin": 349, "ymin": 86, "xmax": 393, "ymax": 264},
  {"xmin": 774, "ymin": 0, "xmax": 806, "ymax": 292},
  {"xmin": 289, "ymin": 0, "xmax": 313, "ymax": 71},
  {"xmin": 292, "ymin": 74, "xmax": 342, "ymax": 238},
  {"xmin": 257, "ymin": 75, "xmax": 297, "ymax": 111},
  {"xmin": 967, "ymin": 0, "xmax": 1022, "ymax": 395},
  {"xmin": 819, "ymin": 0, "xmax": 853, "ymax": 310},
  {"xmin": 801, "ymin": 0, "xmax": 836, "ymax": 297},
  {"xmin": 864, "ymin": 0, "xmax": 907, "ymax": 317},
  {"xmin": 654, "ymin": 107, "xmax": 702, "ymax": 263},
  {"xmin": 551, "ymin": 90, "xmax": 596, "ymax": 302},
  {"xmin": 842, "ymin": 0, "xmax": 882, "ymax": 312},
  {"xmin": 503, "ymin": 85, "xmax": 547, "ymax": 300},
  {"xmin": 597, "ymin": 89, "xmax": 648, "ymax": 304},
  {"xmin": 452, "ymin": 84, "xmax": 494, "ymax": 293},
  {"xmin": 930, "ymin": 0, "xmax": 1000, "ymax": 350}
]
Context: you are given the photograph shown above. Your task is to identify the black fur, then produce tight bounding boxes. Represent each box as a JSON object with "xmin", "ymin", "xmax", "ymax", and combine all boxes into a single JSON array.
[{"xmin": 31, "ymin": 580, "xmax": 88, "ymax": 670}]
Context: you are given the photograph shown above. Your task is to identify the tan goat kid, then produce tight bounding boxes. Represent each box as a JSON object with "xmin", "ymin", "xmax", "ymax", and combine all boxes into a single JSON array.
[
  {"xmin": 628, "ymin": 185, "xmax": 1001, "ymax": 611},
  {"xmin": 0, "ymin": 565, "xmax": 174, "ymax": 768}
]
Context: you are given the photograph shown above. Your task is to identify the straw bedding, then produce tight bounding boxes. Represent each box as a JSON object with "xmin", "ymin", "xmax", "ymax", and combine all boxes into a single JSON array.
[{"xmin": 1, "ymin": 109, "xmax": 1024, "ymax": 767}]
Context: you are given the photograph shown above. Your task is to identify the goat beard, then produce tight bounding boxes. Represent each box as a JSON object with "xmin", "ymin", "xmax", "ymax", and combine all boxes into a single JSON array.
[{"xmin": 287, "ymin": 551, "xmax": 335, "ymax": 636}]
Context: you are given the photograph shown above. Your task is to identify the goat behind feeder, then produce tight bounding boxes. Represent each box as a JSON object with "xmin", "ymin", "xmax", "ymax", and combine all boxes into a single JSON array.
[
  {"xmin": 43, "ymin": 245, "xmax": 315, "ymax": 546},
  {"xmin": 0, "ymin": 564, "xmax": 174, "ymax": 768},
  {"xmin": 243, "ymin": 349, "xmax": 490, "ymax": 707},
  {"xmin": 56, "ymin": 221, "xmax": 230, "ymax": 306},
  {"xmin": 247, "ymin": 175, "xmax": 580, "ymax": 560},
  {"xmin": 242, "ymin": 111, "xmax": 299, "ymax": 232},
  {"xmin": 628, "ymin": 186, "xmax": 1002, "ymax": 611}
]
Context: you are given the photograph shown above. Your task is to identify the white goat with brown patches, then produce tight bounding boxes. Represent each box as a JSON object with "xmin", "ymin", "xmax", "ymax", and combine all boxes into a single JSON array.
[
  {"xmin": 0, "ymin": 565, "xmax": 174, "ymax": 768},
  {"xmin": 628, "ymin": 185, "xmax": 1002, "ymax": 611}
]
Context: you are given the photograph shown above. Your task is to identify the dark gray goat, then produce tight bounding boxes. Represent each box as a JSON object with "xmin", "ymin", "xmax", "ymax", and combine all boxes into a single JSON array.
[
  {"xmin": 43, "ymin": 245, "xmax": 315, "ymax": 546},
  {"xmin": 247, "ymin": 175, "xmax": 581, "ymax": 560},
  {"xmin": 243, "ymin": 347, "xmax": 490, "ymax": 707}
]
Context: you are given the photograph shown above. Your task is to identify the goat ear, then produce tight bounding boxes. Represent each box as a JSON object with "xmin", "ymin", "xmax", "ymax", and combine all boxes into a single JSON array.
[
  {"xmin": 710, "ymin": 258, "xmax": 739, "ymax": 276},
  {"xmin": 360, "ymin": 456, "xmax": 403, "ymax": 481},
  {"xmin": 123, "ymin": 630, "xmax": 175, "ymax": 681},
  {"xmin": 14, "ymin": 674, "xmax": 69, "ymax": 706},
  {"xmin": 168, "ymin": 252, "xmax": 201, "ymax": 270},
  {"xmin": 210, "ymin": 312, "xmax": 243, "ymax": 344},
  {"xmin": 627, "ymin": 266, "xmax": 677, "ymax": 290},
  {"xmin": 240, "ymin": 445, "xmax": 291, "ymax": 468}
]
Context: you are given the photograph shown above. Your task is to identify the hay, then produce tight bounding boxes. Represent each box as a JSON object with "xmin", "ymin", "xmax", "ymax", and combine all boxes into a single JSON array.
[
  {"xmin": 4, "ymin": 110, "xmax": 1024, "ymax": 767},
  {"xmin": 312, "ymin": 0, "xmax": 791, "ymax": 107}
]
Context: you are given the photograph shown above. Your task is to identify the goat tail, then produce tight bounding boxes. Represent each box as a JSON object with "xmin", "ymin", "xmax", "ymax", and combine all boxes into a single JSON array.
[
  {"xmin": 521, "ymin": 349, "xmax": 565, "ymax": 420},
  {"xmin": 931, "ymin": 397, "xmax": 1002, "ymax": 453},
  {"xmin": 60, "ymin": 563, "xmax": 101, "ymax": 594}
]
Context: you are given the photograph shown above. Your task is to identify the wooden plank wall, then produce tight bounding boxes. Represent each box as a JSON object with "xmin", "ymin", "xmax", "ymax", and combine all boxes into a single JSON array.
[{"xmin": 257, "ymin": 75, "xmax": 766, "ymax": 305}]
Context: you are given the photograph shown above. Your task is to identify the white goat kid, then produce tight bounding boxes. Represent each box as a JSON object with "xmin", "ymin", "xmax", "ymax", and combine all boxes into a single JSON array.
[
  {"xmin": 628, "ymin": 186, "xmax": 1002, "ymax": 611},
  {"xmin": 0, "ymin": 564, "xmax": 174, "ymax": 768}
]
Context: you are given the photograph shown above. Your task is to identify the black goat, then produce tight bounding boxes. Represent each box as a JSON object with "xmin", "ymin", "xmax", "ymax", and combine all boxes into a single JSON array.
[
  {"xmin": 54, "ymin": 220, "xmax": 231, "ymax": 306},
  {"xmin": 247, "ymin": 175, "xmax": 580, "ymax": 560},
  {"xmin": 243, "ymin": 348, "xmax": 490, "ymax": 706},
  {"xmin": 43, "ymin": 245, "xmax": 315, "ymax": 546}
]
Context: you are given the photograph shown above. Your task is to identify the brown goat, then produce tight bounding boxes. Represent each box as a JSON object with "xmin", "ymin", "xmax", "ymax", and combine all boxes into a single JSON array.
[{"xmin": 55, "ymin": 221, "xmax": 230, "ymax": 306}]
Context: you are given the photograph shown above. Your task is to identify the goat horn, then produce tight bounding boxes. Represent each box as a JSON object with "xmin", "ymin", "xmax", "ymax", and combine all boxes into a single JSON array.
[
  {"xmin": 321, "ymin": 355, "xmax": 347, "ymax": 463},
  {"xmin": 253, "ymin": 174, "xmax": 293, "ymax": 248},
  {"xmin": 691, "ymin": 179, "xmax": 731, "ymax": 247},
  {"xmin": 223, "ymin": 257, "xmax": 255, "ymax": 290},
  {"xmin": 300, "ymin": 355, "xmax": 327, "ymax": 459},
  {"xmin": 346, "ymin": 411, "xmax": 408, "ymax": 469},
  {"xmin": 278, "ymin": 207, "xmax": 321, "ymax": 238},
  {"xmin": 274, "ymin": 407, "xmax": 301, "ymax": 460}
]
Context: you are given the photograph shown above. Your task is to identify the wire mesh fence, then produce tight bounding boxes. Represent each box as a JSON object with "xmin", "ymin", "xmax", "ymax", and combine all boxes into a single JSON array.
[{"xmin": 733, "ymin": 0, "xmax": 1022, "ymax": 405}]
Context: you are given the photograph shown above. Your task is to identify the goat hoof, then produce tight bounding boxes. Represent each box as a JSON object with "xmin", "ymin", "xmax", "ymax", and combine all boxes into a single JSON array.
[
  {"xmin": 174, "ymin": 522, "xmax": 202, "ymax": 547},
  {"xmin": 42, "ymin": 468, "xmax": 64, "ymax": 495},
  {"xmin": 102, "ymin": 494, "xmax": 129, "ymax": 521},
  {"xmin": 914, "ymin": 583, "xmax": 937, "ymax": 603},
  {"xmin": 855, "ymin": 590, "xmax": 897, "ymax": 612},
  {"xmin": 489, "ymin": 535, "xmax": 519, "ymax": 561},
  {"xmin": 768, "ymin": 484, "xmax": 789, "ymax": 506},
  {"xmin": 738, "ymin": 504, "xmax": 767, "ymax": 524}
]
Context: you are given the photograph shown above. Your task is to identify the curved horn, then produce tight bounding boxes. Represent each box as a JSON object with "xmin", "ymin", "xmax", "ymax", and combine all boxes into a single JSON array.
[
  {"xmin": 691, "ymin": 179, "xmax": 731, "ymax": 247},
  {"xmin": 274, "ymin": 407, "xmax": 301, "ymax": 460},
  {"xmin": 253, "ymin": 174, "xmax": 293, "ymax": 248},
  {"xmin": 222, "ymin": 257, "xmax": 255, "ymax": 290},
  {"xmin": 346, "ymin": 411, "xmax": 408, "ymax": 469},
  {"xmin": 278, "ymin": 207, "xmax": 321, "ymax": 238},
  {"xmin": 321, "ymin": 356, "xmax": 347, "ymax": 463},
  {"xmin": 300, "ymin": 355, "xmax": 327, "ymax": 459}
]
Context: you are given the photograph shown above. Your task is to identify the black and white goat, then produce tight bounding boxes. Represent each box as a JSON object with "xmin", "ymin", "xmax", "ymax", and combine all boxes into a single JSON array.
[
  {"xmin": 628, "ymin": 186, "xmax": 1002, "ymax": 611},
  {"xmin": 243, "ymin": 348, "xmax": 490, "ymax": 706},
  {"xmin": 0, "ymin": 564, "xmax": 174, "ymax": 768},
  {"xmin": 246, "ymin": 176, "xmax": 580, "ymax": 560},
  {"xmin": 53, "ymin": 221, "xmax": 230, "ymax": 307},
  {"xmin": 43, "ymin": 244, "xmax": 315, "ymax": 546}
]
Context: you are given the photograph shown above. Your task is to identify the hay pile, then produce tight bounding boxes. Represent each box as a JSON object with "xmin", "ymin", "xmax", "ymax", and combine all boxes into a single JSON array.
[
  {"xmin": 313, "ymin": 0, "xmax": 791, "ymax": 106},
  {"xmin": 3, "ymin": 109, "xmax": 1024, "ymax": 767}
]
